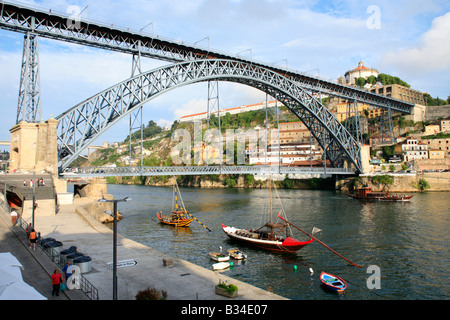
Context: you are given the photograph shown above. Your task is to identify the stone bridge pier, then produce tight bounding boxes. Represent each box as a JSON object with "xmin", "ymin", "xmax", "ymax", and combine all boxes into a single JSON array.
[
  {"xmin": 9, "ymin": 118, "xmax": 59, "ymax": 175},
  {"xmin": 7, "ymin": 118, "xmax": 114, "ymax": 222}
]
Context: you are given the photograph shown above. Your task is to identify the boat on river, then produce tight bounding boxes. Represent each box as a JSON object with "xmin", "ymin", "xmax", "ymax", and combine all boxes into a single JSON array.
[
  {"xmin": 227, "ymin": 248, "xmax": 247, "ymax": 260},
  {"xmin": 347, "ymin": 187, "xmax": 413, "ymax": 201},
  {"xmin": 320, "ymin": 271, "xmax": 347, "ymax": 292},
  {"xmin": 212, "ymin": 262, "xmax": 230, "ymax": 270},
  {"xmin": 209, "ymin": 251, "xmax": 230, "ymax": 262},
  {"xmin": 221, "ymin": 177, "xmax": 313, "ymax": 253},
  {"xmin": 157, "ymin": 182, "xmax": 194, "ymax": 227}
]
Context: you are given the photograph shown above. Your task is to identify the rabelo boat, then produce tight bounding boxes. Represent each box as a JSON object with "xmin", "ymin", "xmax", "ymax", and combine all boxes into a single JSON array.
[
  {"xmin": 221, "ymin": 177, "xmax": 313, "ymax": 253},
  {"xmin": 157, "ymin": 182, "xmax": 194, "ymax": 227},
  {"xmin": 347, "ymin": 187, "xmax": 413, "ymax": 201}
]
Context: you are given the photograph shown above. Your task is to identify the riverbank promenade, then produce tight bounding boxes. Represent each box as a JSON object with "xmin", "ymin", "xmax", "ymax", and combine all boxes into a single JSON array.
[{"xmin": 0, "ymin": 198, "xmax": 286, "ymax": 301}]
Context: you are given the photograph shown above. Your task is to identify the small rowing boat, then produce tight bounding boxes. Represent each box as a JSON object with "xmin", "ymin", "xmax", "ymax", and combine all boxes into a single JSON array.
[
  {"xmin": 320, "ymin": 271, "xmax": 347, "ymax": 292},
  {"xmin": 212, "ymin": 262, "xmax": 230, "ymax": 270},
  {"xmin": 209, "ymin": 248, "xmax": 230, "ymax": 262},
  {"xmin": 227, "ymin": 248, "xmax": 247, "ymax": 260}
]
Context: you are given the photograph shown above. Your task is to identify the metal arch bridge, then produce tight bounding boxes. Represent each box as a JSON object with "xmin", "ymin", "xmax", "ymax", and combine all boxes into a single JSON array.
[
  {"xmin": 56, "ymin": 59, "xmax": 365, "ymax": 173},
  {"xmin": 1, "ymin": 2, "xmax": 415, "ymax": 176},
  {"xmin": 61, "ymin": 165, "xmax": 355, "ymax": 179}
]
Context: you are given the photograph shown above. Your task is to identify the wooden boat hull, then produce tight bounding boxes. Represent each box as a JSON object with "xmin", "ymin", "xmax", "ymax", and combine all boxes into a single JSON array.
[
  {"xmin": 347, "ymin": 187, "xmax": 413, "ymax": 201},
  {"xmin": 7, "ymin": 192, "xmax": 23, "ymax": 208},
  {"xmin": 320, "ymin": 271, "xmax": 347, "ymax": 292},
  {"xmin": 347, "ymin": 194, "xmax": 413, "ymax": 201},
  {"xmin": 379, "ymin": 195, "xmax": 413, "ymax": 201},
  {"xmin": 157, "ymin": 213, "xmax": 193, "ymax": 227},
  {"xmin": 221, "ymin": 224, "xmax": 313, "ymax": 253}
]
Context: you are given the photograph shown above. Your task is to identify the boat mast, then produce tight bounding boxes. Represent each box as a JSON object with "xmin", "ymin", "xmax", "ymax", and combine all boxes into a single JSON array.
[
  {"xmin": 270, "ymin": 178, "xmax": 273, "ymax": 225},
  {"xmin": 269, "ymin": 174, "xmax": 274, "ymax": 238},
  {"xmin": 174, "ymin": 183, "xmax": 178, "ymax": 211}
]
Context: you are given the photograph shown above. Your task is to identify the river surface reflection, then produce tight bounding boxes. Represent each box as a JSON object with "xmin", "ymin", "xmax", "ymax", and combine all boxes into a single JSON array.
[{"xmin": 89, "ymin": 184, "xmax": 449, "ymax": 300}]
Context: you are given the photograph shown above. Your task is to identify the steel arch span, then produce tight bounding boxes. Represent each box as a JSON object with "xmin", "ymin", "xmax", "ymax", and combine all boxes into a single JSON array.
[{"xmin": 56, "ymin": 59, "xmax": 362, "ymax": 172}]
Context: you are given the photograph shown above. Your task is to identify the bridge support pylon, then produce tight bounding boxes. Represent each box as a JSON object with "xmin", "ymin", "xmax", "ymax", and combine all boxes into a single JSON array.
[{"xmin": 9, "ymin": 117, "xmax": 59, "ymax": 175}]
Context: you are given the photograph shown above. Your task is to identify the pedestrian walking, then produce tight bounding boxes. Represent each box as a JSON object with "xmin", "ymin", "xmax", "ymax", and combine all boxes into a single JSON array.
[
  {"xmin": 62, "ymin": 260, "xmax": 73, "ymax": 281},
  {"xmin": 51, "ymin": 269, "xmax": 63, "ymax": 296},
  {"xmin": 26, "ymin": 223, "xmax": 32, "ymax": 238},
  {"xmin": 28, "ymin": 228, "xmax": 38, "ymax": 250}
]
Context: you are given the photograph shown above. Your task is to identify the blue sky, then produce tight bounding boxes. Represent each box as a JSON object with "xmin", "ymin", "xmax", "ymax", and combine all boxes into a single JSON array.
[{"xmin": 1, "ymin": 0, "xmax": 449, "ymax": 147}]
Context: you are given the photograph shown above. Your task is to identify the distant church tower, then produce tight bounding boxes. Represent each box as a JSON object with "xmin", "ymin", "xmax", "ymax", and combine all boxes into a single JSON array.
[{"xmin": 343, "ymin": 61, "xmax": 378, "ymax": 85}]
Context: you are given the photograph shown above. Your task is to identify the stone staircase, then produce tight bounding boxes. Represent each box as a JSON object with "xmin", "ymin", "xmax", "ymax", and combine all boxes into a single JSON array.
[
  {"xmin": 0, "ymin": 173, "xmax": 57, "ymax": 218},
  {"xmin": 0, "ymin": 173, "xmax": 55, "ymax": 201}
]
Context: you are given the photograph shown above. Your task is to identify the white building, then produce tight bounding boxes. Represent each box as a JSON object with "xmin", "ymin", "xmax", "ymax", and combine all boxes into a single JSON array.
[
  {"xmin": 248, "ymin": 143, "xmax": 321, "ymax": 165},
  {"xmin": 343, "ymin": 61, "xmax": 378, "ymax": 86},
  {"xmin": 402, "ymin": 137, "xmax": 428, "ymax": 162},
  {"xmin": 179, "ymin": 100, "xmax": 283, "ymax": 123}
]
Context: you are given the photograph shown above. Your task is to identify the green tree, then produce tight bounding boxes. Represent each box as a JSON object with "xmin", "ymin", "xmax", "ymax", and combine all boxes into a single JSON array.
[
  {"xmin": 417, "ymin": 178, "xmax": 430, "ymax": 192},
  {"xmin": 424, "ymin": 93, "xmax": 435, "ymax": 106},
  {"xmin": 382, "ymin": 145, "xmax": 396, "ymax": 160},
  {"xmin": 355, "ymin": 77, "xmax": 366, "ymax": 87},
  {"xmin": 367, "ymin": 75, "xmax": 377, "ymax": 85},
  {"xmin": 245, "ymin": 174, "xmax": 254, "ymax": 186},
  {"xmin": 377, "ymin": 73, "xmax": 410, "ymax": 87},
  {"xmin": 372, "ymin": 175, "xmax": 393, "ymax": 192}
]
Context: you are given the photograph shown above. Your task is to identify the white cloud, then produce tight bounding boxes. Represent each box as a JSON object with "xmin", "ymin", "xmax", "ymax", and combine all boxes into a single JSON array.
[
  {"xmin": 382, "ymin": 12, "xmax": 450, "ymax": 74},
  {"xmin": 172, "ymin": 98, "xmax": 208, "ymax": 120}
]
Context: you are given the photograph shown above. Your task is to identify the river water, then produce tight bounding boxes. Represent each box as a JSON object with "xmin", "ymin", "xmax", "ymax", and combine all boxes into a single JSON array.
[{"xmin": 97, "ymin": 184, "xmax": 448, "ymax": 300}]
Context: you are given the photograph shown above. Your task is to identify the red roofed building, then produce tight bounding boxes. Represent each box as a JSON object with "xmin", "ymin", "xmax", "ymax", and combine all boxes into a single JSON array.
[{"xmin": 343, "ymin": 61, "xmax": 378, "ymax": 86}]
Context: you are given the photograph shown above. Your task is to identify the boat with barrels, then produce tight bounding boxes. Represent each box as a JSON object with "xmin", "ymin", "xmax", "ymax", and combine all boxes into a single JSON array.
[{"xmin": 221, "ymin": 177, "xmax": 313, "ymax": 253}]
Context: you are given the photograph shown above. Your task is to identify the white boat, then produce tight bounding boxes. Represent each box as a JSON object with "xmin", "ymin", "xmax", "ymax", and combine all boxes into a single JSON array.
[
  {"xmin": 209, "ymin": 252, "xmax": 230, "ymax": 262},
  {"xmin": 212, "ymin": 262, "xmax": 230, "ymax": 270},
  {"xmin": 227, "ymin": 248, "xmax": 247, "ymax": 260}
]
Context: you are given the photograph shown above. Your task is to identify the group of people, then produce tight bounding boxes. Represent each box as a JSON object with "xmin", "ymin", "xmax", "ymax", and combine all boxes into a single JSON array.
[
  {"xmin": 23, "ymin": 177, "xmax": 45, "ymax": 187},
  {"xmin": 24, "ymin": 222, "xmax": 80, "ymax": 297},
  {"xmin": 50, "ymin": 260, "xmax": 80, "ymax": 297}
]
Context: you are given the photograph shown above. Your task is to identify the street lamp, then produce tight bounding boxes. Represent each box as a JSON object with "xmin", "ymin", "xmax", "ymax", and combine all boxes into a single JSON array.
[{"xmin": 98, "ymin": 196, "xmax": 131, "ymax": 300}]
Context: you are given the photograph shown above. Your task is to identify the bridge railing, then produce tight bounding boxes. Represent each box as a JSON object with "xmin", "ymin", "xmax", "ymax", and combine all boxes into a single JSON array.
[{"xmin": 61, "ymin": 165, "xmax": 356, "ymax": 178}]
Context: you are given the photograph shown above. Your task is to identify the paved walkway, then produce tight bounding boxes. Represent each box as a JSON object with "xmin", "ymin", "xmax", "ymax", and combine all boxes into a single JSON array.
[{"xmin": 0, "ymin": 198, "xmax": 287, "ymax": 301}]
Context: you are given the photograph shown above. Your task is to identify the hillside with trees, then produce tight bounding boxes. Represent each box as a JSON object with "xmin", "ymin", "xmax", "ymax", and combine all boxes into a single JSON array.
[{"xmin": 355, "ymin": 73, "xmax": 410, "ymax": 88}]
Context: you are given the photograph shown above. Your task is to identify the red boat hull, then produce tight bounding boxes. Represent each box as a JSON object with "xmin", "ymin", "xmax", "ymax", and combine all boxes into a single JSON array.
[{"xmin": 221, "ymin": 224, "xmax": 313, "ymax": 253}]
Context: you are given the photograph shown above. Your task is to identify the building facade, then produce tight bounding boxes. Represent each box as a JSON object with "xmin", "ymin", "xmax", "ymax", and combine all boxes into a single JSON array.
[
  {"xmin": 425, "ymin": 125, "xmax": 440, "ymax": 135},
  {"xmin": 423, "ymin": 137, "xmax": 450, "ymax": 156},
  {"xmin": 402, "ymin": 137, "xmax": 428, "ymax": 161},
  {"xmin": 343, "ymin": 61, "xmax": 378, "ymax": 86},
  {"xmin": 368, "ymin": 84, "xmax": 425, "ymax": 105},
  {"xmin": 440, "ymin": 118, "xmax": 450, "ymax": 132}
]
